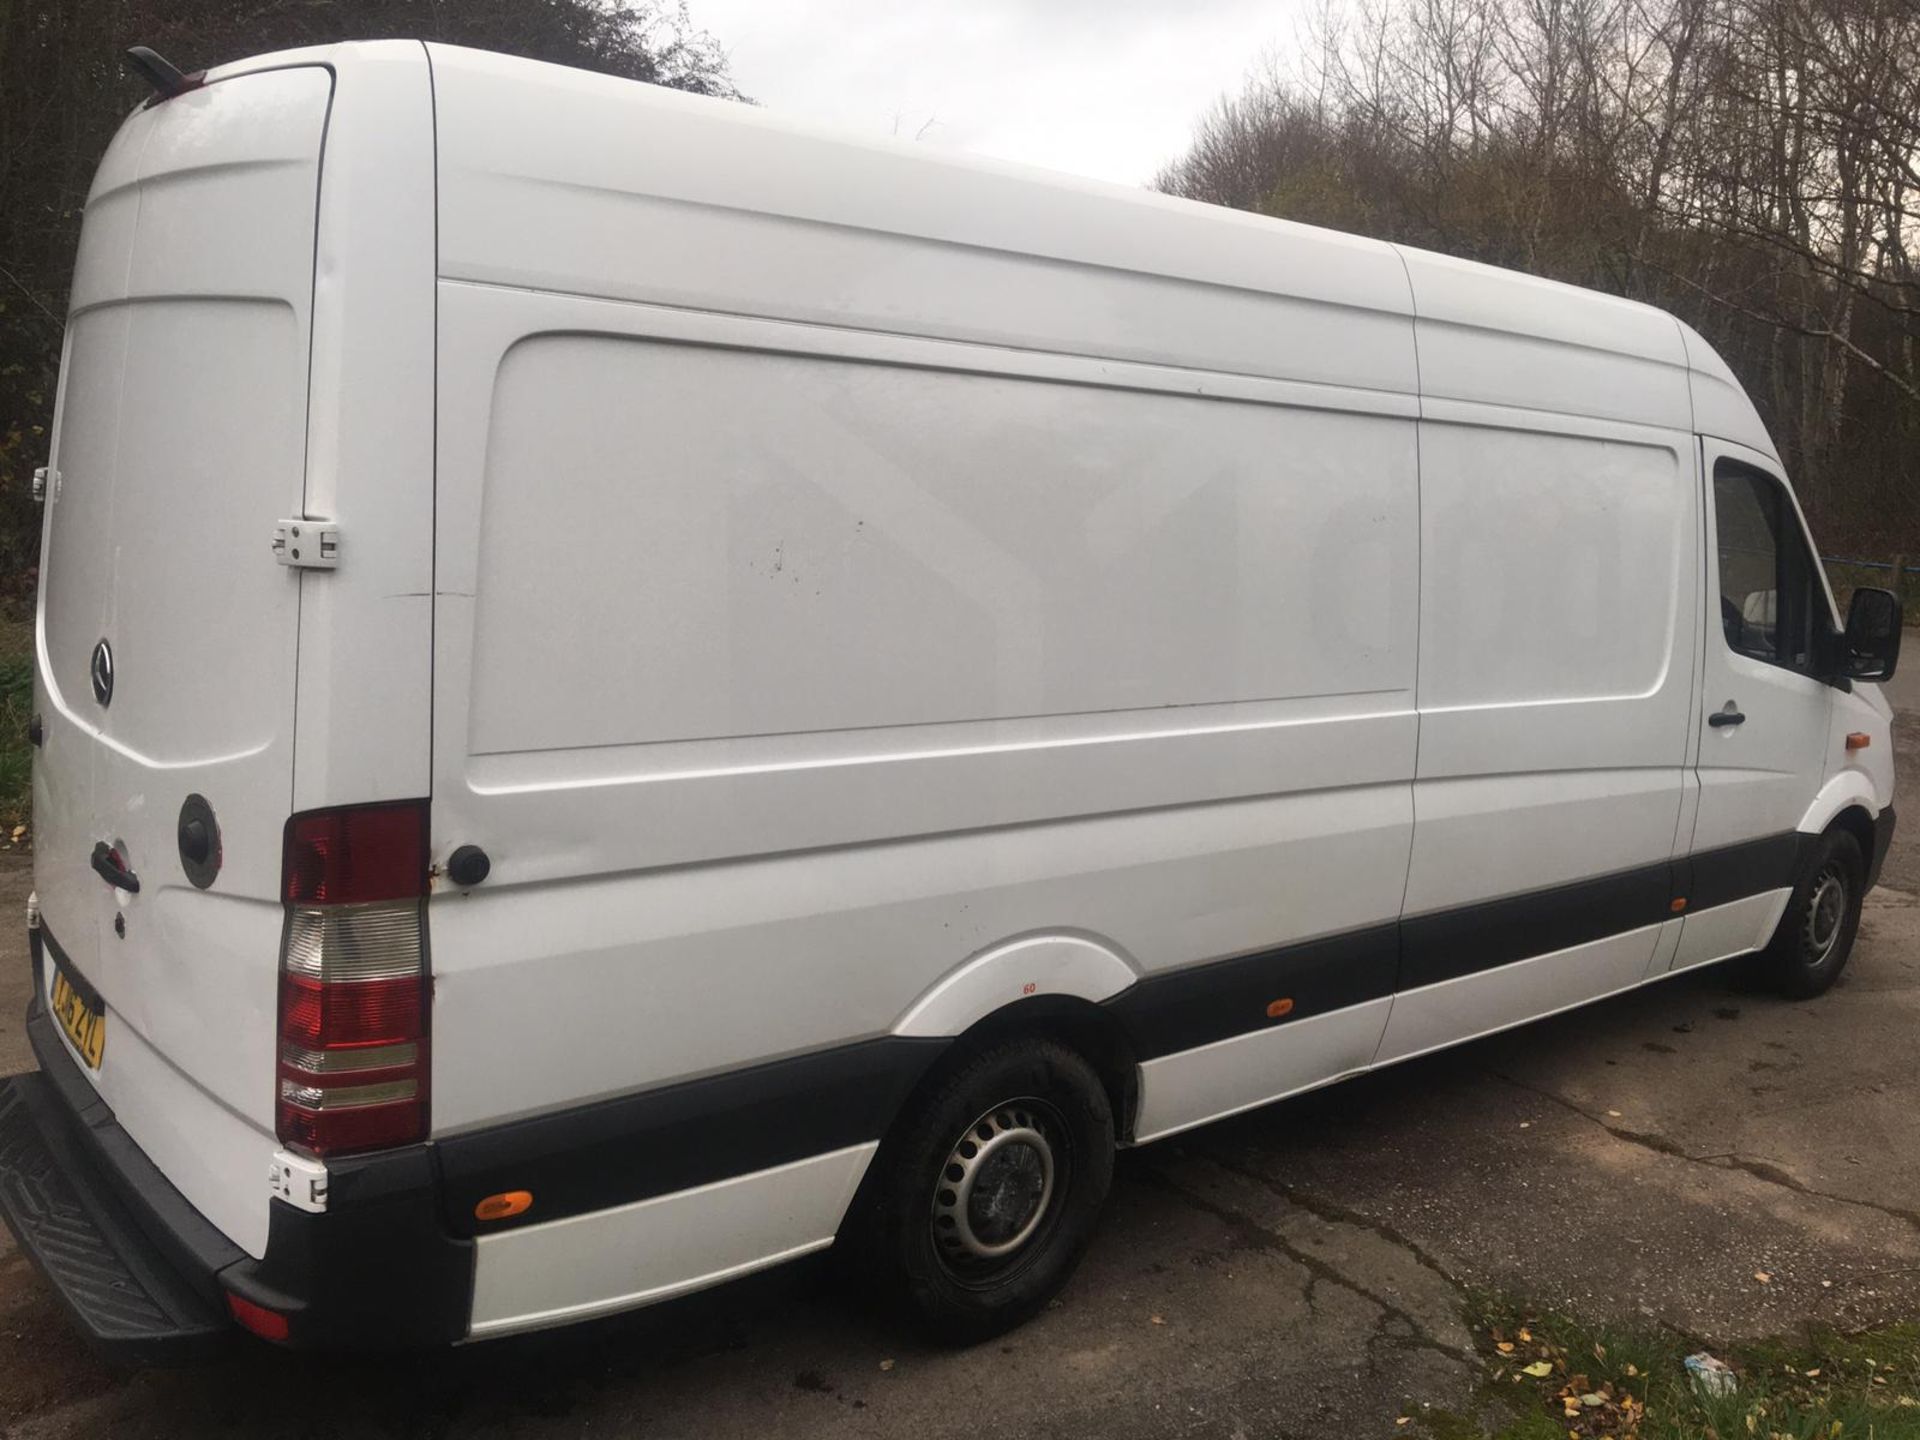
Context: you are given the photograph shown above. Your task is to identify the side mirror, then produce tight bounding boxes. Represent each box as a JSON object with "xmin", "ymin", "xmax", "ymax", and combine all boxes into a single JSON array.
[{"xmin": 1839, "ymin": 586, "xmax": 1902, "ymax": 682}]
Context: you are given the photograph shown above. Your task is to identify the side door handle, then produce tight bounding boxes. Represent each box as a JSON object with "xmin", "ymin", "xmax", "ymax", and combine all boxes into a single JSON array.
[
  {"xmin": 1708, "ymin": 708, "xmax": 1746, "ymax": 728},
  {"xmin": 90, "ymin": 841, "xmax": 140, "ymax": 894}
]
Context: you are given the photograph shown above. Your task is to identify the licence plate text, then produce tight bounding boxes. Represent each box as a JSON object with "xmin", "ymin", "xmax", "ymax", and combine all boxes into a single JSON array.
[{"xmin": 50, "ymin": 964, "xmax": 106, "ymax": 1069}]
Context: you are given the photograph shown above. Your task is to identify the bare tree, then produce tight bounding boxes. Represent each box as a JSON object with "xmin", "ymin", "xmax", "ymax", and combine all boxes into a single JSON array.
[{"xmin": 1158, "ymin": 0, "xmax": 1920, "ymax": 552}]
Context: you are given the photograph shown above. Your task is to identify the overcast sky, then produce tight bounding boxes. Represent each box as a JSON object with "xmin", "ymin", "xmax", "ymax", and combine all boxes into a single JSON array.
[{"xmin": 690, "ymin": 0, "xmax": 1300, "ymax": 188}]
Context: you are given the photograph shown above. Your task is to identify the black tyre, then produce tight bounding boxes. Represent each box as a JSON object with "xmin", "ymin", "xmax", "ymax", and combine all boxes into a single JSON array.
[
  {"xmin": 1759, "ymin": 827, "xmax": 1866, "ymax": 999},
  {"xmin": 853, "ymin": 1036, "xmax": 1114, "ymax": 1344}
]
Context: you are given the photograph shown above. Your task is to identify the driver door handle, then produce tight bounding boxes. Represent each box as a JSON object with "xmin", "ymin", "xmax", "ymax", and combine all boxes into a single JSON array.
[{"xmin": 1708, "ymin": 708, "xmax": 1746, "ymax": 728}]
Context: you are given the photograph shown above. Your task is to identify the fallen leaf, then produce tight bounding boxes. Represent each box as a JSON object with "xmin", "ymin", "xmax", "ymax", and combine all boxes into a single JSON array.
[
  {"xmin": 1523, "ymin": 1361, "xmax": 1555, "ymax": 1378},
  {"xmin": 879, "ymin": 1359, "xmax": 895, "ymax": 1372},
  {"xmin": 1519, "ymin": 1328, "xmax": 1533, "ymax": 1342},
  {"xmin": 1497, "ymin": 1341, "xmax": 1516, "ymax": 1354},
  {"xmin": 1804, "ymin": 1368, "xmax": 1820, "ymax": 1378},
  {"xmin": 1607, "ymin": 1109, "xmax": 1623, "ymax": 1117},
  {"xmin": 1754, "ymin": 1271, "xmax": 1772, "ymax": 1283},
  {"xmin": 1581, "ymin": 1392, "xmax": 1607, "ymax": 1407},
  {"xmin": 1395, "ymin": 1419, "xmax": 1409, "ymax": 1427},
  {"xmin": 1149, "ymin": 1314, "xmax": 1165, "ymax": 1326}
]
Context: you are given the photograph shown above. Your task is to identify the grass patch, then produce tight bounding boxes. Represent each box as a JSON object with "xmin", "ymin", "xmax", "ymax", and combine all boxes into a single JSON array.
[{"xmin": 1422, "ymin": 1295, "xmax": 1920, "ymax": 1439}]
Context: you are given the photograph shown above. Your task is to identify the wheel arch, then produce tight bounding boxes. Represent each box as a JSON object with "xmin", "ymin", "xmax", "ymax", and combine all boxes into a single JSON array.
[
  {"xmin": 889, "ymin": 932, "xmax": 1144, "ymax": 1139},
  {"xmin": 1826, "ymin": 802, "xmax": 1876, "ymax": 864},
  {"xmin": 1800, "ymin": 770, "xmax": 1881, "ymax": 839},
  {"xmin": 944, "ymin": 994, "xmax": 1142, "ymax": 1140}
]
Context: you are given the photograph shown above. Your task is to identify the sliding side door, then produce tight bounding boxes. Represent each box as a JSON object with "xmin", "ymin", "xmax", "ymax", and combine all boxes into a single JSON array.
[{"xmin": 1377, "ymin": 412, "xmax": 1699, "ymax": 1062}]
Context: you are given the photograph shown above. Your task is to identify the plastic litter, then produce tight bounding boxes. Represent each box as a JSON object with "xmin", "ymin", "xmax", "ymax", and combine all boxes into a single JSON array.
[{"xmin": 1685, "ymin": 1352, "xmax": 1737, "ymax": 1396}]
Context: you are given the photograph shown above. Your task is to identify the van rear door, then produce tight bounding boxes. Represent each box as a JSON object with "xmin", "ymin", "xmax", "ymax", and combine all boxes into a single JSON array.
[{"xmin": 32, "ymin": 66, "xmax": 331, "ymax": 1257}]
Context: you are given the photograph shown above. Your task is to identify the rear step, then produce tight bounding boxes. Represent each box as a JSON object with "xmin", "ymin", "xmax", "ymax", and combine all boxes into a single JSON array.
[{"xmin": 0, "ymin": 1074, "xmax": 229, "ymax": 1363}]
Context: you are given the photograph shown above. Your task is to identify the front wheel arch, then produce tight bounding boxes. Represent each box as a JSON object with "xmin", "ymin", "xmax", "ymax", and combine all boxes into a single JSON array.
[{"xmin": 1759, "ymin": 823, "xmax": 1868, "ymax": 999}]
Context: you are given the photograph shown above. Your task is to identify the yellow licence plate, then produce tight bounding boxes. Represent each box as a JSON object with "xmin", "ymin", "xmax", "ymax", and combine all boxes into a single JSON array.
[{"xmin": 50, "ymin": 962, "xmax": 106, "ymax": 1070}]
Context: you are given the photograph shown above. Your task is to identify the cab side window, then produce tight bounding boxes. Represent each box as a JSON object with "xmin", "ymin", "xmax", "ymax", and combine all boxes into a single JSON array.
[{"xmin": 1714, "ymin": 462, "xmax": 1819, "ymax": 673}]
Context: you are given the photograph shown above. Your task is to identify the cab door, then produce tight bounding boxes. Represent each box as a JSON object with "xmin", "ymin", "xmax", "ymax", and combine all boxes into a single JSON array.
[{"xmin": 1673, "ymin": 439, "xmax": 1836, "ymax": 970}]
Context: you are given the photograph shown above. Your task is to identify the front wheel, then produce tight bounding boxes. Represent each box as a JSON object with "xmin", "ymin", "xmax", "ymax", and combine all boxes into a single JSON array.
[
  {"xmin": 1759, "ymin": 827, "xmax": 1866, "ymax": 999},
  {"xmin": 853, "ymin": 1036, "xmax": 1114, "ymax": 1344}
]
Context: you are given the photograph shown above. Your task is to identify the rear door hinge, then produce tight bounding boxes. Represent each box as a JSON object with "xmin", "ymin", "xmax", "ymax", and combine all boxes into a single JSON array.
[
  {"xmin": 268, "ymin": 1149, "xmax": 328, "ymax": 1213},
  {"xmin": 272, "ymin": 519, "xmax": 339, "ymax": 570}
]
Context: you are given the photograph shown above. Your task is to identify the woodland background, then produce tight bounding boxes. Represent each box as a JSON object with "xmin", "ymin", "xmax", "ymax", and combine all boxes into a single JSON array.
[{"xmin": 1158, "ymin": 0, "xmax": 1920, "ymax": 561}]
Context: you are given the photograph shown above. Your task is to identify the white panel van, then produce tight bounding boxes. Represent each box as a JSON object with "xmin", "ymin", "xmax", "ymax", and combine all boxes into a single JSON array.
[{"xmin": 0, "ymin": 41, "xmax": 1901, "ymax": 1357}]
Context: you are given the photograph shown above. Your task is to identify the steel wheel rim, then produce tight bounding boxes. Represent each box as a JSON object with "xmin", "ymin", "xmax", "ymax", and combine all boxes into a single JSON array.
[
  {"xmin": 931, "ymin": 1098, "xmax": 1064, "ymax": 1281},
  {"xmin": 1805, "ymin": 864, "xmax": 1848, "ymax": 963}
]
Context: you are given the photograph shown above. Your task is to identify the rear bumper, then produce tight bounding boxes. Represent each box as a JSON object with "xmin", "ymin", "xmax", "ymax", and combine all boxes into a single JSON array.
[{"xmin": 0, "ymin": 929, "xmax": 473, "ymax": 1359}]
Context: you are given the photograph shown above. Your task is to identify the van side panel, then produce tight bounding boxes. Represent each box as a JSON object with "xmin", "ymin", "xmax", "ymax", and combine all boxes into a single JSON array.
[
  {"xmin": 429, "ymin": 296, "xmax": 1419, "ymax": 1330},
  {"xmin": 291, "ymin": 42, "xmax": 437, "ymax": 810},
  {"xmin": 427, "ymin": 46, "xmax": 1423, "ymax": 1328},
  {"xmin": 428, "ymin": 286, "xmax": 1420, "ymax": 1131}
]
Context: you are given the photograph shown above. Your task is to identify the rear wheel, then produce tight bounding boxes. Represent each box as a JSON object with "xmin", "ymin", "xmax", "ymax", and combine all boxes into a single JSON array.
[
  {"xmin": 1759, "ymin": 828, "xmax": 1866, "ymax": 999},
  {"xmin": 854, "ymin": 1037, "xmax": 1114, "ymax": 1344}
]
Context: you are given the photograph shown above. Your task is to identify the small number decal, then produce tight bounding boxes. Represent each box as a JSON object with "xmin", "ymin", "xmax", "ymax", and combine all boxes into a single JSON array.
[{"xmin": 1021, "ymin": 982, "xmax": 1037, "ymax": 995}]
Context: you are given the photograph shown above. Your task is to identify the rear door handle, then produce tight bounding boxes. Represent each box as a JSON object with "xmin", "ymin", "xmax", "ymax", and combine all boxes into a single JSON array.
[
  {"xmin": 90, "ymin": 841, "xmax": 140, "ymax": 894},
  {"xmin": 1708, "ymin": 708, "xmax": 1746, "ymax": 728}
]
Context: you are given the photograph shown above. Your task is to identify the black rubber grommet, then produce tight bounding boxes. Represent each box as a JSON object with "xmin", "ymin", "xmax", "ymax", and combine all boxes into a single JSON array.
[
  {"xmin": 177, "ymin": 794, "xmax": 221, "ymax": 890},
  {"xmin": 447, "ymin": 845, "xmax": 491, "ymax": 888}
]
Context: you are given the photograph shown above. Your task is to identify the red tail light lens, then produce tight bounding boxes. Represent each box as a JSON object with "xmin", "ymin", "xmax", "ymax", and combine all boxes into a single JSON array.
[
  {"xmin": 276, "ymin": 801, "xmax": 431, "ymax": 1157},
  {"xmin": 283, "ymin": 801, "xmax": 428, "ymax": 905}
]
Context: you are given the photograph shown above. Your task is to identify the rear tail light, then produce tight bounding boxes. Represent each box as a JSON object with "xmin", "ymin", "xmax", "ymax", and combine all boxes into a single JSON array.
[{"xmin": 276, "ymin": 802, "xmax": 430, "ymax": 1156}]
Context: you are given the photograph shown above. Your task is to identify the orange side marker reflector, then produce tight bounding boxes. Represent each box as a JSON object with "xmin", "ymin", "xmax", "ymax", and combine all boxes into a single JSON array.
[
  {"xmin": 475, "ymin": 1190, "xmax": 534, "ymax": 1222},
  {"xmin": 1670, "ymin": 897, "xmax": 1688, "ymax": 914},
  {"xmin": 1266, "ymin": 997, "xmax": 1294, "ymax": 1019},
  {"xmin": 1847, "ymin": 732, "xmax": 1872, "ymax": 751}
]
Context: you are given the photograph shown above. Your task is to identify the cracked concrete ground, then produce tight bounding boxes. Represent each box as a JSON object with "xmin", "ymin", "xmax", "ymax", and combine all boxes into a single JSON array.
[{"xmin": 1, "ymin": 669, "xmax": 1916, "ymax": 1436}]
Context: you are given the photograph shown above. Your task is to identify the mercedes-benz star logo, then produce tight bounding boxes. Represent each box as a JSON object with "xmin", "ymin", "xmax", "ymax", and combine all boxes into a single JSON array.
[{"xmin": 89, "ymin": 639, "xmax": 112, "ymax": 708}]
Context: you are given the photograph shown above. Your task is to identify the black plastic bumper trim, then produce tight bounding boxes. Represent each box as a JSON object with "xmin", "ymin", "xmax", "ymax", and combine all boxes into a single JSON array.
[
  {"xmin": 1678, "ymin": 831, "xmax": 1806, "ymax": 913},
  {"xmin": 221, "ymin": 1146, "xmax": 474, "ymax": 1349},
  {"xmin": 1107, "ymin": 922, "xmax": 1400, "ymax": 1060},
  {"xmin": 1105, "ymin": 830, "xmax": 1808, "ymax": 1061},
  {"xmin": 14, "ymin": 926, "xmax": 475, "ymax": 1354},
  {"xmin": 4, "ymin": 823, "xmax": 1818, "ymax": 1355},
  {"xmin": 436, "ymin": 1035, "xmax": 948, "ymax": 1238},
  {"xmin": 0, "ymin": 1070, "xmax": 230, "ymax": 1365}
]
